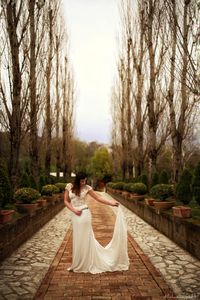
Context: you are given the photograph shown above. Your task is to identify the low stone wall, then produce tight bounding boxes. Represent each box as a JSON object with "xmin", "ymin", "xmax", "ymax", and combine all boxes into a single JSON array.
[
  {"xmin": 108, "ymin": 191, "xmax": 200, "ymax": 261},
  {"xmin": 0, "ymin": 197, "xmax": 65, "ymax": 262}
]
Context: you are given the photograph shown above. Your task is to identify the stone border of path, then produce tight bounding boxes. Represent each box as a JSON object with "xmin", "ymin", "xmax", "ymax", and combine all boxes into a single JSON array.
[
  {"xmin": 0, "ymin": 192, "xmax": 200, "ymax": 299},
  {"xmin": 0, "ymin": 208, "xmax": 72, "ymax": 300},
  {"xmin": 108, "ymin": 190, "xmax": 200, "ymax": 261}
]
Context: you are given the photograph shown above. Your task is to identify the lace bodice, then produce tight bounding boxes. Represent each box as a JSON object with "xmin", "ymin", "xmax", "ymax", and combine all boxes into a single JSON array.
[{"xmin": 65, "ymin": 183, "xmax": 92, "ymax": 207}]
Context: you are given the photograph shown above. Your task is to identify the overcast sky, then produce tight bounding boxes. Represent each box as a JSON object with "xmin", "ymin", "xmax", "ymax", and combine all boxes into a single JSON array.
[{"xmin": 62, "ymin": 0, "xmax": 119, "ymax": 144}]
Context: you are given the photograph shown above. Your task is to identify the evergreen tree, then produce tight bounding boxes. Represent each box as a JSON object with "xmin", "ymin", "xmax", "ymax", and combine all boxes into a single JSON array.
[
  {"xmin": 159, "ymin": 170, "xmax": 169, "ymax": 184},
  {"xmin": 192, "ymin": 162, "xmax": 200, "ymax": 205},
  {"xmin": 137, "ymin": 174, "xmax": 148, "ymax": 187},
  {"xmin": 176, "ymin": 169, "xmax": 192, "ymax": 204},
  {"xmin": 19, "ymin": 172, "xmax": 30, "ymax": 188},
  {"xmin": 151, "ymin": 172, "xmax": 159, "ymax": 187},
  {"xmin": 29, "ymin": 174, "xmax": 37, "ymax": 189},
  {"xmin": 0, "ymin": 163, "xmax": 12, "ymax": 208}
]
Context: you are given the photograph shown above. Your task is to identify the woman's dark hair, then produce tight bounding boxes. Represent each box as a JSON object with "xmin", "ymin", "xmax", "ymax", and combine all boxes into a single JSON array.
[{"xmin": 72, "ymin": 172, "xmax": 87, "ymax": 196}]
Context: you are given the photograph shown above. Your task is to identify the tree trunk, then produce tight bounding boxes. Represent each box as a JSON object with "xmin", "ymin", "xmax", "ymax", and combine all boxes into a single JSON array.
[
  {"xmin": 168, "ymin": 0, "xmax": 190, "ymax": 182},
  {"xmin": 177, "ymin": 0, "xmax": 190, "ymax": 177},
  {"xmin": 133, "ymin": 6, "xmax": 145, "ymax": 177},
  {"xmin": 6, "ymin": 2, "xmax": 22, "ymax": 186},
  {"xmin": 167, "ymin": 0, "xmax": 179, "ymax": 182},
  {"xmin": 126, "ymin": 37, "xmax": 133, "ymax": 179},
  {"xmin": 45, "ymin": 9, "xmax": 53, "ymax": 177},
  {"xmin": 146, "ymin": 0, "xmax": 157, "ymax": 184},
  {"xmin": 62, "ymin": 57, "xmax": 68, "ymax": 178},
  {"xmin": 55, "ymin": 35, "xmax": 61, "ymax": 179},
  {"xmin": 29, "ymin": 0, "xmax": 39, "ymax": 180}
]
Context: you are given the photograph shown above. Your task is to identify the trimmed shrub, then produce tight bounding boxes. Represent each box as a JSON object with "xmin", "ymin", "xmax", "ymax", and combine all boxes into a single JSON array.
[
  {"xmin": 192, "ymin": 162, "xmax": 200, "ymax": 205},
  {"xmin": 41, "ymin": 184, "xmax": 59, "ymax": 196},
  {"xmin": 123, "ymin": 183, "xmax": 133, "ymax": 192},
  {"xmin": 0, "ymin": 164, "xmax": 12, "ymax": 208},
  {"xmin": 106, "ymin": 182, "xmax": 114, "ymax": 188},
  {"xmin": 159, "ymin": 170, "xmax": 169, "ymax": 184},
  {"xmin": 151, "ymin": 172, "xmax": 159, "ymax": 187},
  {"xmin": 55, "ymin": 183, "xmax": 67, "ymax": 192},
  {"xmin": 128, "ymin": 183, "xmax": 147, "ymax": 195},
  {"xmin": 150, "ymin": 184, "xmax": 174, "ymax": 200},
  {"xmin": 112, "ymin": 182, "xmax": 124, "ymax": 190},
  {"xmin": 176, "ymin": 169, "xmax": 192, "ymax": 204},
  {"xmin": 14, "ymin": 188, "xmax": 41, "ymax": 204}
]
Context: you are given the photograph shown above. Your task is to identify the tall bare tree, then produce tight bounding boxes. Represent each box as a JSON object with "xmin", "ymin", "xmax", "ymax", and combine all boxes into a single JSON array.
[
  {"xmin": 62, "ymin": 56, "xmax": 75, "ymax": 178},
  {"xmin": 0, "ymin": 1, "xmax": 30, "ymax": 186},
  {"xmin": 131, "ymin": 0, "xmax": 147, "ymax": 177},
  {"xmin": 29, "ymin": 0, "xmax": 38, "ymax": 179},
  {"xmin": 165, "ymin": 0, "xmax": 199, "ymax": 181},
  {"xmin": 45, "ymin": 7, "xmax": 53, "ymax": 177},
  {"xmin": 55, "ymin": 34, "xmax": 61, "ymax": 178}
]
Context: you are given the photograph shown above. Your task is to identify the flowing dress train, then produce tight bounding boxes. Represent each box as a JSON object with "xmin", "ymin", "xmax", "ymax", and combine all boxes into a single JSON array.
[{"xmin": 66, "ymin": 183, "xmax": 129, "ymax": 274}]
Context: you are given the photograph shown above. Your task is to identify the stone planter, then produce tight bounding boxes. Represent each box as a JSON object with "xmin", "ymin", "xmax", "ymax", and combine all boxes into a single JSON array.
[
  {"xmin": 36, "ymin": 198, "xmax": 47, "ymax": 208},
  {"xmin": 43, "ymin": 195, "xmax": 56, "ymax": 205},
  {"xmin": 121, "ymin": 191, "xmax": 129, "ymax": 199},
  {"xmin": 0, "ymin": 210, "xmax": 15, "ymax": 224},
  {"xmin": 16, "ymin": 203, "xmax": 38, "ymax": 216},
  {"xmin": 172, "ymin": 206, "xmax": 192, "ymax": 218},
  {"xmin": 129, "ymin": 194, "xmax": 145, "ymax": 203},
  {"xmin": 153, "ymin": 201, "xmax": 175, "ymax": 214},
  {"xmin": 54, "ymin": 193, "xmax": 63, "ymax": 202},
  {"xmin": 145, "ymin": 198, "xmax": 155, "ymax": 206}
]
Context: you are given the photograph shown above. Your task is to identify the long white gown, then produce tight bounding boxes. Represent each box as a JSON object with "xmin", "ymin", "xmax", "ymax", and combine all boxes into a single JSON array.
[{"xmin": 66, "ymin": 183, "xmax": 129, "ymax": 274}]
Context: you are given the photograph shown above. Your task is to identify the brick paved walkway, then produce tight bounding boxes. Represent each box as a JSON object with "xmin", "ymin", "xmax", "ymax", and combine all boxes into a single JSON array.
[{"xmin": 34, "ymin": 196, "xmax": 175, "ymax": 300}]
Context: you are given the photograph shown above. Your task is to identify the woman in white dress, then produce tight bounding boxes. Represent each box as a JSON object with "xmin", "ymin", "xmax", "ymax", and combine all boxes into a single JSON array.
[{"xmin": 64, "ymin": 172, "xmax": 129, "ymax": 274}]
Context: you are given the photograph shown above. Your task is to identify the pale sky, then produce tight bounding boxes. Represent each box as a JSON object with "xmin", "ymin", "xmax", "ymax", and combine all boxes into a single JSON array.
[{"xmin": 62, "ymin": 0, "xmax": 119, "ymax": 144}]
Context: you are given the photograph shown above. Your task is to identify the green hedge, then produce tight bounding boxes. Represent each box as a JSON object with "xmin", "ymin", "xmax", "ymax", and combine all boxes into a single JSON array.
[{"xmin": 111, "ymin": 182, "xmax": 125, "ymax": 190}]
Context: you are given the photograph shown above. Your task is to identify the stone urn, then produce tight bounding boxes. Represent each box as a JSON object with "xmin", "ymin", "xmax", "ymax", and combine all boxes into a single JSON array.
[
  {"xmin": 129, "ymin": 193, "xmax": 145, "ymax": 202},
  {"xmin": 36, "ymin": 198, "xmax": 47, "ymax": 208},
  {"xmin": 0, "ymin": 210, "xmax": 15, "ymax": 224},
  {"xmin": 16, "ymin": 203, "xmax": 38, "ymax": 216},
  {"xmin": 145, "ymin": 198, "xmax": 155, "ymax": 206},
  {"xmin": 153, "ymin": 201, "xmax": 175, "ymax": 214}
]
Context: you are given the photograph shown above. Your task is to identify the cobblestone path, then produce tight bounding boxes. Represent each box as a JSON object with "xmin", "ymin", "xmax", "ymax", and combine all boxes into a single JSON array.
[
  {"xmin": 0, "ymin": 192, "xmax": 200, "ymax": 299},
  {"xmin": 34, "ymin": 195, "xmax": 174, "ymax": 299}
]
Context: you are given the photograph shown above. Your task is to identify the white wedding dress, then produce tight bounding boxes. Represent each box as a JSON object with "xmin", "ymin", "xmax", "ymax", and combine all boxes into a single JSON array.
[{"xmin": 66, "ymin": 183, "xmax": 129, "ymax": 274}]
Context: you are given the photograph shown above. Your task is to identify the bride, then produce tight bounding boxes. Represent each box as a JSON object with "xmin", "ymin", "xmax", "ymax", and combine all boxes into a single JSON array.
[{"xmin": 64, "ymin": 172, "xmax": 129, "ymax": 274}]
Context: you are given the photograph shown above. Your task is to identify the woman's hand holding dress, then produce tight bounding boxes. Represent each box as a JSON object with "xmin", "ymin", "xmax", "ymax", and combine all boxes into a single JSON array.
[
  {"xmin": 73, "ymin": 209, "xmax": 82, "ymax": 216},
  {"xmin": 109, "ymin": 199, "xmax": 119, "ymax": 207}
]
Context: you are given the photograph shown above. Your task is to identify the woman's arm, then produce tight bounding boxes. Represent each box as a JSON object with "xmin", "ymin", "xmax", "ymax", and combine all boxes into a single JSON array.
[
  {"xmin": 64, "ymin": 190, "xmax": 82, "ymax": 216},
  {"xmin": 88, "ymin": 189, "xmax": 119, "ymax": 207}
]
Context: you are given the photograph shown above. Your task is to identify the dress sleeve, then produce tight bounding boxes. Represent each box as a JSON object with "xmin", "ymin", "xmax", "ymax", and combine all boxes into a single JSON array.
[
  {"xmin": 65, "ymin": 183, "xmax": 72, "ymax": 191},
  {"xmin": 85, "ymin": 185, "xmax": 93, "ymax": 192}
]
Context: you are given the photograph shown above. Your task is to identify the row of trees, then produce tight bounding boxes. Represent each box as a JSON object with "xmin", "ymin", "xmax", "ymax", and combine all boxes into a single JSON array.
[
  {"xmin": 0, "ymin": 0, "xmax": 75, "ymax": 187},
  {"xmin": 111, "ymin": 0, "xmax": 200, "ymax": 183}
]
